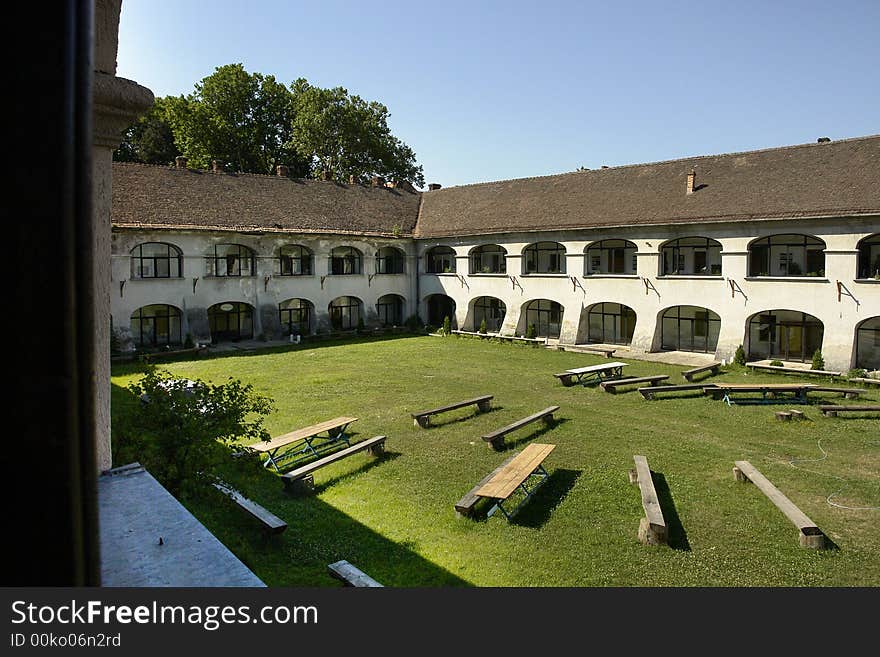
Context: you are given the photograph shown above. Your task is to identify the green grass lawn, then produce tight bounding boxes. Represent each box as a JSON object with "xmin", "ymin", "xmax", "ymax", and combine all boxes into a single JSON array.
[{"xmin": 110, "ymin": 335, "xmax": 880, "ymax": 586}]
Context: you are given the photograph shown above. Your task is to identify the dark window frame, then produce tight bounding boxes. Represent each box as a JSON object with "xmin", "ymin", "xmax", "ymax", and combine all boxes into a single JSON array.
[
  {"xmin": 857, "ymin": 234, "xmax": 880, "ymax": 279},
  {"xmin": 206, "ymin": 244, "xmax": 255, "ymax": 277},
  {"xmin": 130, "ymin": 304, "xmax": 182, "ymax": 348},
  {"xmin": 425, "ymin": 246, "xmax": 457, "ymax": 274},
  {"xmin": 375, "ymin": 247, "xmax": 405, "ymax": 275},
  {"xmin": 584, "ymin": 240, "xmax": 637, "ymax": 275},
  {"xmin": 523, "ymin": 241, "xmax": 567, "ymax": 274},
  {"xmin": 207, "ymin": 301, "xmax": 254, "ymax": 342},
  {"xmin": 469, "ymin": 244, "xmax": 507, "ymax": 275},
  {"xmin": 278, "ymin": 298, "xmax": 312, "ymax": 335},
  {"xmin": 524, "ymin": 299, "xmax": 563, "ymax": 339},
  {"xmin": 329, "ymin": 296, "xmax": 362, "ymax": 330},
  {"xmin": 660, "ymin": 305, "xmax": 721, "ymax": 354},
  {"xmin": 130, "ymin": 242, "xmax": 182, "ymax": 279},
  {"xmin": 376, "ymin": 294, "xmax": 404, "ymax": 326},
  {"xmin": 660, "ymin": 237, "xmax": 722, "ymax": 276},
  {"xmin": 748, "ymin": 234, "xmax": 826, "ymax": 277},
  {"xmin": 473, "ymin": 296, "xmax": 506, "ymax": 332},
  {"xmin": 586, "ymin": 302, "xmax": 636, "ymax": 345},
  {"xmin": 278, "ymin": 245, "xmax": 313, "ymax": 276},
  {"xmin": 329, "ymin": 246, "xmax": 363, "ymax": 275}
]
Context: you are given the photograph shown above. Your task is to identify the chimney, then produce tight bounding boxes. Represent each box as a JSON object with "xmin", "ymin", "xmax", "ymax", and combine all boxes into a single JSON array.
[
  {"xmin": 276, "ymin": 164, "xmax": 289, "ymax": 177},
  {"xmin": 321, "ymin": 169, "xmax": 332, "ymax": 181},
  {"xmin": 686, "ymin": 169, "xmax": 696, "ymax": 195},
  {"xmin": 212, "ymin": 160, "xmax": 224, "ymax": 173},
  {"xmin": 371, "ymin": 176, "xmax": 385, "ymax": 188},
  {"xmin": 817, "ymin": 137, "xmax": 831, "ymax": 143},
  {"xmin": 427, "ymin": 183, "xmax": 442, "ymax": 191},
  {"xmin": 175, "ymin": 155, "xmax": 187, "ymax": 169}
]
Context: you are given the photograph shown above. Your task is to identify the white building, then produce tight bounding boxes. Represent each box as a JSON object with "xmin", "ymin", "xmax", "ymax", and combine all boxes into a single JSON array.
[{"xmin": 111, "ymin": 136, "xmax": 880, "ymax": 372}]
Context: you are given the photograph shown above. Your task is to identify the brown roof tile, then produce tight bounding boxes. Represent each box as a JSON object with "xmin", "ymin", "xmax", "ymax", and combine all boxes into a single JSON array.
[
  {"xmin": 111, "ymin": 163, "xmax": 421, "ymax": 237},
  {"xmin": 415, "ymin": 135, "xmax": 880, "ymax": 238}
]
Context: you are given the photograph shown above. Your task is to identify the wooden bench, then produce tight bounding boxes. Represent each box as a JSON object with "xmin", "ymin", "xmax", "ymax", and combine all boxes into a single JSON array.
[
  {"xmin": 639, "ymin": 383, "xmax": 717, "ymax": 400},
  {"xmin": 480, "ymin": 406, "xmax": 559, "ymax": 451},
  {"xmin": 212, "ymin": 481, "xmax": 287, "ymax": 534},
  {"xmin": 628, "ymin": 455, "xmax": 667, "ymax": 545},
  {"xmin": 809, "ymin": 386, "xmax": 863, "ymax": 399},
  {"xmin": 251, "ymin": 416, "xmax": 358, "ymax": 471},
  {"xmin": 706, "ymin": 383, "xmax": 815, "ymax": 405},
  {"xmin": 281, "ymin": 435, "xmax": 387, "ymax": 493},
  {"xmin": 818, "ymin": 405, "xmax": 880, "ymax": 417},
  {"xmin": 472, "ymin": 443, "xmax": 556, "ymax": 520},
  {"xmin": 327, "ymin": 560, "xmax": 383, "ymax": 587},
  {"xmin": 733, "ymin": 460, "xmax": 827, "ymax": 549},
  {"xmin": 411, "ymin": 394, "xmax": 493, "ymax": 428},
  {"xmin": 494, "ymin": 334, "xmax": 548, "ymax": 345},
  {"xmin": 553, "ymin": 361, "xmax": 628, "ymax": 386},
  {"xmin": 600, "ymin": 374, "xmax": 668, "ymax": 393},
  {"xmin": 849, "ymin": 377, "xmax": 880, "ymax": 387},
  {"xmin": 746, "ymin": 363, "xmax": 842, "ymax": 378},
  {"xmin": 576, "ymin": 346, "xmax": 616, "ymax": 357},
  {"xmin": 455, "ymin": 454, "xmax": 517, "ymax": 517},
  {"xmin": 681, "ymin": 362, "xmax": 721, "ymax": 382}
]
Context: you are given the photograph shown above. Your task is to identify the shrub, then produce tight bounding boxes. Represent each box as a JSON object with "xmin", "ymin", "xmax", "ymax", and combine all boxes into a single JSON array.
[
  {"xmin": 257, "ymin": 332, "xmax": 267, "ymax": 342},
  {"xmin": 811, "ymin": 349, "xmax": 825, "ymax": 371},
  {"xmin": 525, "ymin": 324, "xmax": 537, "ymax": 339},
  {"xmin": 733, "ymin": 344, "xmax": 746, "ymax": 366},
  {"xmin": 769, "ymin": 360, "xmax": 784, "ymax": 367},
  {"xmin": 478, "ymin": 319, "xmax": 488, "ymax": 334},
  {"xmin": 404, "ymin": 314, "xmax": 422, "ymax": 330},
  {"xmin": 424, "ymin": 324, "xmax": 436, "ymax": 334},
  {"xmin": 848, "ymin": 368, "xmax": 868, "ymax": 379},
  {"xmin": 119, "ymin": 367, "xmax": 275, "ymax": 498},
  {"xmin": 183, "ymin": 333, "xmax": 194, "ymax": 349},
  {"xmin": 442, "ymin": 315, "xmax": 452, "ymax": 336}
]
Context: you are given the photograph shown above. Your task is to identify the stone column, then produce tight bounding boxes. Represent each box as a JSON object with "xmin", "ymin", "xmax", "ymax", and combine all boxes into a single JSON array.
[{"xmin": 93, "ymin": 0, "xmax": 154, "ymax": 471}]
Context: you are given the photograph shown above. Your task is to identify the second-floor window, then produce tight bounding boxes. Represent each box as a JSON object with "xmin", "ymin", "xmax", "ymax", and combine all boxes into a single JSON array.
[
  {"xmin": 660, "ymin": 237, "xmax": 722, "ymax": 276},
  {"xmin": 584, "ymin": 240, "xmax": 637, "ymax": 275},
  {"xmin": 329, "ymin": 246, "xmax": 362, "ymax": 275},
  {"xmin": 130, "ymin": 242, "xmax": 182, "ymax": 279},
  {"xmin": 376, "ymin": 247, "xmax": 405, "ymax": 274},
  {"xmin": 425, "ymin": 246, "xmax": 456, "ymax": 273},
  {"xmin": 748, "ymin": 234, "xmax": 825, "ymax": 277},
  {"xmin": 206, "ymin": 244, "xmax": 255, "ymax": 277},
  {"xmin": 278, "ymin": 245, "xmax": 313, "ymax": 276},
  {"xmin": 523, "ymin": 242, "xmax": 566, "ymax": 274},
  {"xmin": 469, "ymin": 244, "xmax": 507, "ymax": 274}
]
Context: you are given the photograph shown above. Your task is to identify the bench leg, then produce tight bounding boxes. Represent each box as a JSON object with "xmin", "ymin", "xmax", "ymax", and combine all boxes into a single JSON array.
[
  {"xmin": 477, "ymin": 400, "xmax": 492, "ymax": 413},
  {"xmin": 284, "ymin": 474, "xmax": 315, "ymax": 495},
  {"xmin": 542, "ymin": 414, "xmax": 555, "ymax": 426},
  {"xmin": 628, "ymin": 468, "xmax": 638, "ymax": 484},
  {"xmin": 368, "ymin": 441, "xmax": 386, "ymax": 457},
  {"xmin": 638, "ymin": 518, "xmax": 667, "ymax": 546},
  {"xmin": 489, "ymin": 436, "xmax": 506, "ymax": 451},
  {"xmin": 414, "ymin": 416, "xmax": 430, "ymax": 428},
  {"xmin": 823, "ymin": 410, "xmax": 837, "ymax": 417},
  {"xmin": 560, "ymin": 375, "xmax": 574, "ymax": 386},
  {"xmin": 799, "ymin": 529, "xmax": 827, "ymax": 550},
  {"xmin": 733, "ymin": 466, "xmax": 748, "ymax": 482},
  {"xmin": 844, "ymin": 392, "xmax": 858, "ymax": 400}
]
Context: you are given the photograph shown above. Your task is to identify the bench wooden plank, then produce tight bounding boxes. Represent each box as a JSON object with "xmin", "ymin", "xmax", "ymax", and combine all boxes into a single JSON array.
[
  {"xmin": 746, "ymin": 363, "xmax": 842, "ymax": 377},
  {"xmin": 818, "ymin": 405, "xmax": 880, "ymax": 416},
  {"xmin": 481, "ymin": 405, "xmax": 559, "ymax": 449},
  {"xmin": 848, "ymin": 377, "xmax": 880, "ymax": 387},
  {"xmin": 601, "ymin": 375, "xmax": 668, "ymax": 392},
  {"xmin": 631, "ymin": 455, "xmax": 666, "ymax": 545},
  {"xmin": 327, "ymin": 560, "xmax": 383, "ymax": 587},
  {"xmin": 281, "ymin": 435, "xmax": 386, "ymax": 485},
  {"xmin": 809, "ymin": 386, "xmax": 863, "ymax": 398},
  {"xmin": 681, "ymin": 362, "xmax": 721, "ymax": 381},
  {"xmin": 455, "ymin": 454, "xmax": 518, "ymax": 516},
  {"xmin": 251, "ymin": 416, "xmax": 358, "ymax": 453},
  {"xmin": 411, "ymin": 395, "xmax": 493, "ymax": 427},
  {"xmin": 212, "ymin": 482, "xmax": 287, "ymax": 534},
  {"xmin": 639, "ymin": 383, "xmax": 717, "ymax": 399},
  {"xmin": 475, "ymin": 443, "xmax": 556, "ymax": 500},
  {"xmin": 733, "ymin": 460, "xmax": 826, "ymax": 548}
]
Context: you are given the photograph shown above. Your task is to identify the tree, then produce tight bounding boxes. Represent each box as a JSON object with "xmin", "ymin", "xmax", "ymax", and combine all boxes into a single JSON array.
[
  {"xmin": 120, "ymin": 368, "xmax": 274, "ymax": 497},
  {"xmin": 289, "ymin": 79, "xmax": 424, "ymax": 186},
  {"xmin": 811, "ymin": 349, "xmax": 825, "ymax": 371},
  {"xmin": 113, "ymin": 96, "xmax": 180, "ymax": 165},
  {"xmin": 165, "ymin": 64, "xmax": 308, "ymax": 175},
  {"xmin": 479, "ymin": 319, "xmax": 488, "ymax": 334},
  {"xmin": 733, "ymin": 344, "xmax": 746, "ymax": 366}
]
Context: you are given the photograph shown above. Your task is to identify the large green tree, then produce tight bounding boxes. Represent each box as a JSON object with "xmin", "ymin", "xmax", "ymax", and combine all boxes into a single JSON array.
[
  {"xmin": 289, "ymin": 79, "xmax": 424, "ymax": 186},
  {"xmin": 113, "ymin": 96, "xmax": 180, "ymax": 165}
]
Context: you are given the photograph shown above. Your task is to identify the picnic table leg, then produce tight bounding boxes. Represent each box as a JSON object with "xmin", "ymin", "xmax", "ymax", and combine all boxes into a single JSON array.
[{"xmin": 263, "ymin": 450, "xmax": 281, "ymax": 472}]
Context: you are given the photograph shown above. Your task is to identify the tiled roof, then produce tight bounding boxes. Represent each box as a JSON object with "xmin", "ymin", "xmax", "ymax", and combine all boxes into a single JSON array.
[
  {"xmin": 414, "ymin": 135, "xmax": 880, "ymax": 238},
  {"xmin": 111, "ymin": 162, "xmax": 421, "ymax": 237}
]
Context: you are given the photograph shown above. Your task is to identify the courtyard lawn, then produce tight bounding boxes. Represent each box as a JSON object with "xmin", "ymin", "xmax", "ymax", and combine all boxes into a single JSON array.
[{"xmin": 110, "ymin": 335, "xmax": 880, "ymax": 586}]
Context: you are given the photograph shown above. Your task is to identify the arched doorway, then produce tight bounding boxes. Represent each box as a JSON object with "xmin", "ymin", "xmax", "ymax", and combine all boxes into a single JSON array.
[
  {"xmin": 376, "ymin": 294, "xmax": 405, "ymax": 326},
  {"xmin": 584, "ymin": 302, "xmax": 636, "ymax": 345},
  {"xmin": 329, "ymin": 296, "xmax": 363, "ymax": 330},
  {"xmin": 208, "ymin": 302, "xmax": 254, "ymax": 342},
  {"xmin": 660, "ymin": 306, "xmax": 720, "ymax": 353},
  {"xmin": 425, "ymin": 294, "xmax": 456, "ymax": 327},
  {"xmin": 130, "ymin": 304, "xmax": 182, "ymax": 347},
  {"xmin": 855, "ymin": 316, "xmax": 879, "ymax": 370},
  {"xmin": 521, "ymin": 299, "xmax": 564, "ymax": 338},
  {"xmin": 747, "ymin": 310, "xmax": 823, "ymax": 362},
  {"xmin": 470, "ymin": 296, "xmax": 506, "ymax": 332},
  {"xmin": 278, "ymin": 298, "xmax": 313, "ymax": 335}
]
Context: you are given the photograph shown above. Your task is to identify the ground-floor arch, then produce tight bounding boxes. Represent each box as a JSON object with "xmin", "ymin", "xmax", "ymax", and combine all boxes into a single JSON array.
[
  {"xmin": 469, "ymin": 296, "xmax": 506, "ymax": 332},
  {"xmin": 747, "ymin": 309, "xmax": 823, "ymax": 363},
  {"xmin": 278, "ymin": 298, "xmax": 313, "ymax": 335},
  {"xmin": 519, "ymin": 299, "xmax": 564, "ymax": 338},
  {"xmin": 580, "ymin": 302, "xmax": 636, "ymax": 345},
  {"xmin": 329, "ymin": 296, "xmax": 363, "ymax": 330},
  {"xmin": 130, "ymin": 304, "xmax": 182, "ymax": 348},
  {"xmin": 425, "ymin": 294, "xmax": 456, "ymax": 328},
  {"xmin": 855, "ymin": 316, "xmax": 880, "ymax": 370},
  {"xmin": 660, "ymin": 305, "xmax": 720, "ymax": 353},
  {"xmin": 377, "ymin": 294, "xmax": 405, "ymax": 326},
  {"xmin": 208, "ymin": 301, "xmax": 254, "ymax": 342}
]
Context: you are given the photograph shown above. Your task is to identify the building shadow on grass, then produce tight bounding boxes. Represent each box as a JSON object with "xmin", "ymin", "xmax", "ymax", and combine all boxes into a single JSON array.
[
  {"xmin": 651, "ymin": 472, "xmax": 691, "ymax": 551},
  {"xmin": 501, "ymin": 417, "xmax": 571, "ymax": 450},
  {"xmin": 310, "ymin": 451, "xmax": 402, "ymax": 493},
  {"xmin": 509, "ymin": 468, "xmax": 582, "ymax": 529}
]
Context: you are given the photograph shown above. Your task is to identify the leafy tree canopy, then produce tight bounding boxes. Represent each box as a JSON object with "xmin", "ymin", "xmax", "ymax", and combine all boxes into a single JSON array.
[{"xmin": 113, "ymin": 96, "xmax": 180, "ymax": 165}]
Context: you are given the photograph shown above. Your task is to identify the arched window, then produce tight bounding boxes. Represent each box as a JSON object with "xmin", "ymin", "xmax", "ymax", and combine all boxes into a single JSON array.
[
  {"xmin": 523, "ymin": 242, "xmax": 566, "ymax": 274},
  {"xmin": 425, "ymin": 294, "xmax": 456, "ymax": 327},
  {"xmin": 376, "ymin": 247, "xmax": 405, "ymax": 274},
  {"xmin": 130, "ymin": 304, "xmax": 182, "ymax": 347},
  {"xmin": 130, "ymin": 242, "xmax": 182, "ymax": 279},
  {"xmin": 376, "ymin": 294, "xmax": 405, "ymax": 326},
  {"xmin": 469, "ymin": 244, "xmax": 507, "ymax": 274},
  {"xmin": 584, "ymin": 240, "xmax": 637, "ymax": 275},
  {"xmin": 523, "ymin": 299, "xmax": 564, "ymax": 338},
  {"xmin": 660, "ymin": 237, "xmax": 722, "ymax": 276},
  {"xmin": 277, "ymin": 245, "xmax": 313, "ymax": 276},
  {"xmin": 748, "ymin": 234, "xmax": 825, "ymax": 277},
  {"xmin": 425, "ymin": 246, "xmax": 456, "ymax": 274},
  {"xmin": 856, "ymin": 317, "xmax": 880, "ymax": 370},
  {"xmin": 206, "ymin": 244, "xmax": 255, "ymax": 277},
  {"xmin": 278, "ymin": 298, "xmax": 312, "ymax": 335},
  {"xmin": 472, "ymin": 296, "xmax": 506, "ymax": 332},
  {"xmin": 660, "ymin": 306, "xmax": 720, "ymax": 353},
  {"xmin": 207, "ymin": 302, "xmax": 254, "ymax": 342},
  {"xmin": 747, "ymin": 310, "xmax": 824, "ymax": 363},
  {"xmin": 329, "ymin": 296, "xmax": 362, "ymax": 329},
  {"xmin": 857, "ymin": 234, "xmax": 880, "ymax": 279},
  {"xmin": 585, "ymin": 303, "xmax": 636, "ymax": 345},
  {"xmin": 329, "ymin": 246, "xmax": 362, "ymax": 275}
]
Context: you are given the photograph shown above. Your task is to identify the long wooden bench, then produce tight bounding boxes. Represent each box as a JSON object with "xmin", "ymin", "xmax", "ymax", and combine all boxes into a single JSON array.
[
  {"xmin": 411, "ymin": 394, "xmax": 493, "ymax": 428},
  {"xmin": 639, "ymin": 383, "xmax": 717, "ymax": 400},
  {"xmin": 746, "ymin": 363, "xmax": 842, "ymax": 378},
  {"xmin": 809, "ymin": 386, "xmax": 863, "ymax": 399},
  {"xmin": 212, "ymin": 481, "xmax": 287, "ymax": 534},
  {"xmin": 575, "ymin": 346, "xmax": 616, "ymax": 357},
  {"xmin": 455, "ymin": 454, "xmax": 518, "ymax": 517},
  {"xmin": 733, "ymin": 460, "xmax": 827, "ymax": 549},
  {"xmin": 706, "ymin": 383, "xmax": 815, "ymax": 405},
  {"xmin": 600, "ymin": 374, "xmax": 668, "ymax": 393},
  {"xmin": 327, "ymin": 560, "xmax": 383, "ymax": 587},
  {"xmin": 818, "ymin": 405, "xmax": 880, "ymax": 417},
  {"xmin": 480, "ymin": 406, "xmax": 559, "ymax": 451},
  {"xmin": 681, "ymin": 362, "xmax": 721, "ymax": 382},
  {"xmin": 629, "ymin": 456, "xmax": 667, "ymax": 545},
  {"xmin": 849, "ymin": 377, "xmax": 880, "ymax": 387},
  {"xmin": 472, "ymin": 443, "xmax": 556, "ymax": 520},
  {"xmin": 282, "ymin": 435, "xmax": 386, "ymax": 492}
]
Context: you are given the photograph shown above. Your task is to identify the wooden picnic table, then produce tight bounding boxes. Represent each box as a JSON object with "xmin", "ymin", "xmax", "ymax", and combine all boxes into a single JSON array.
[
  {"xmin": 555, "ymin": 361, "xmax": 628, "ymax": 386},
  {"xmin": 474, "ymin": 443, "xmax": 555, "ymax": 520},
  {"xmin": 251, "ymin": 416, "xmax": 358, "ymax": 471},
  {"xmin": 706, "ymin": 383, "xmax": 816, "ymax": 406}
]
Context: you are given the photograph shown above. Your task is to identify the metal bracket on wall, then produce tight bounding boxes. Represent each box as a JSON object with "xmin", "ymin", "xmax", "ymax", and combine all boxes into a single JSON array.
[
  {"xmin": 570, "ymin": 276, "xmax": 585, "ymax": 294},
  {"xmin": 509, "ymin": 275, "xmax": 522, "ymax": 292},
  {"xmin": 320, "ymin": 275, "xmax": 326, "ymax": 290},
  {"xmin": 368, "ymin": 273, "xmax": 376, "ymax": 286},
  {"xmin": 264, "ymin": 275, "xmax": 271, "ymax": 291},
  {"xmin": 642, "ymin": 277, "xmax": 659, "ymax": 298},
  {"xmin": 119, "ymin": 280, "xmax": 125, "ymax": 297},
  {"xmin": 837, "ymin": 280, "xmax": 859, "ymax": 306},
  {"xmin": 457, "ymin": 274, "xmax": 469, "ymax": 290},
  {"xmin": 727, "ymin": 278, "xmax": 747, "ymax": 301},
  {"xmin": 192, "ymin": 277, "xmax": 199, "ymax": 294}
]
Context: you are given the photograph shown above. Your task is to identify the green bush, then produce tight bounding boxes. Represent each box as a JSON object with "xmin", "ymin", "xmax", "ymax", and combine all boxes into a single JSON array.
[
  {"xmin": 478, "ymin": 319, "xmax": 488, "ymax": 334},
  {"xmin": 441, "ymin": 316, "xmax": 452, "ymax": 335},
  {"xmin": 183, "ymin": 333, "xmax": 194, "ymax": 349},
  {"xmin": 847, "ymin": 368, "xmax": 868, "ymax": 379},
  {"xmin": 811, "ymin": 349, "xmax": 825, "ymax": 371},
  {"xmin": 357, "ymin": 317, "xmax": 366, "ymax": 332},
  {"xmin": 733, "ymin": 344, "xmax": 746, "ymax": 366},
  {"xmin": 525, "ymin": 324, "xmax": 537, "ymax": 339},
  {"xmin": 404, "ymin": 314, "xmax": 422, "ymax": 330},
  {"xmin": 769, "ymin": 360, "xmax": 784, "ymax": 367}
]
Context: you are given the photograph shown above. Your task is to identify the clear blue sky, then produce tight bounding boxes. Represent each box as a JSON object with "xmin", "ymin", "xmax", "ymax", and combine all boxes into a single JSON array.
[{"xmin": 117, "ymin": 0, "xmax": 880, "ymax": 188}]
